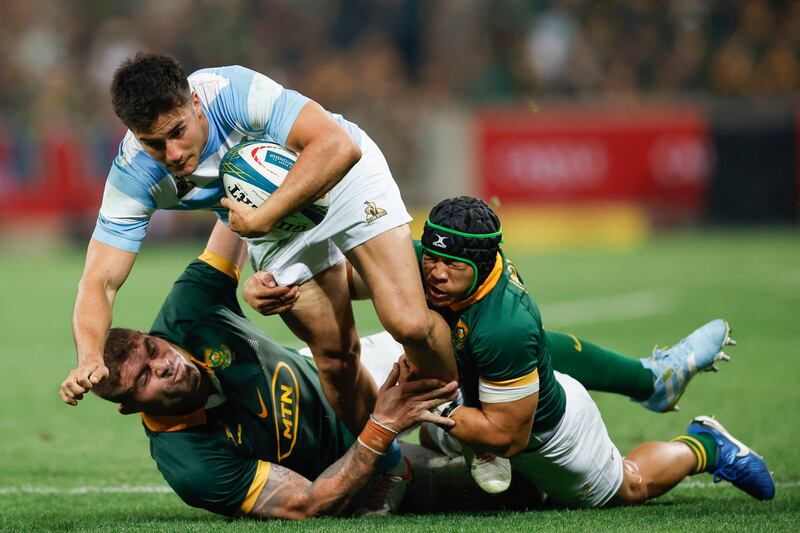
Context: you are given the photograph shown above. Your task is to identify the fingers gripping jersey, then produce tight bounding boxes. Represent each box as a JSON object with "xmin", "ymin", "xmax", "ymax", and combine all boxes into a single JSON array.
[
  {"xmin": 92, "ymin": 65, "xmax": 362, "ymax": 253},
  {"xmin": 143, "ymin": 254, "xmax": 353, "ymax": 516}
]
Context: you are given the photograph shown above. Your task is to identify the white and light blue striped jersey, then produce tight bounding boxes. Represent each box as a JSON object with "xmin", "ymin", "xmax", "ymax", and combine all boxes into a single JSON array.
[{"xmin": 92, "ymin": 65, "xmax": 362, "ymax": 253}]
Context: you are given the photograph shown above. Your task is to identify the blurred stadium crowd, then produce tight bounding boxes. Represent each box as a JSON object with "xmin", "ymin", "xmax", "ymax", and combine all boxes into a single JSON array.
[{"xmin": 0, "ymin": 0, "xmax": 798, "ymax": 194}]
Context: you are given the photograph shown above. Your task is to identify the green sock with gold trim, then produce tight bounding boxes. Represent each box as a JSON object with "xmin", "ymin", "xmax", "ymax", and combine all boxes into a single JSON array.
[
  {"xmin": 673, "ymin": 433, "xmax": 718, "ymax": 474},
  {"xmin": 546, "ymin": 331, "xmax": 654, "ymax": 401}
]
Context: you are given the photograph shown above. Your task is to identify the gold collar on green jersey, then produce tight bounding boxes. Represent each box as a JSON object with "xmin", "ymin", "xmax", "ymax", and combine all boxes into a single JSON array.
[
  {"xmin": 141, "ymin": 408, "xmax": 207, "ymax": 433},
  {"xmin": 450, "ymin": 253, "xmax": 503, "ymax": 312}
]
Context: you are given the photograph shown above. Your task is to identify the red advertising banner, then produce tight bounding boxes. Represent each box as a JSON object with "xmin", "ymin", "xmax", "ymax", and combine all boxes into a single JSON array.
[
  {"xmin": 0, "ymin": 130, "xmax": 104, "ymax": 219},
  {"xmin": 476, "ymin": 106, "xmax": 712, "ymax": 209}
]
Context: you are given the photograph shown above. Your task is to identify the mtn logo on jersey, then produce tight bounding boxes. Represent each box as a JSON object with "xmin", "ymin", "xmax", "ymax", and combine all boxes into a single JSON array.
[
  {"xmin": 271, "ymin": 362, "xmax": 300, "ymax": 462},
  {"xmin": 452, "ymin": 319, "xmax": 469, "ymax": 350},
  {"xmin": 364, "ymin": 201, "xmax": 387, "ymax": 223},
  {"xmin": 432, "ymin": 234, "xmax": 448, "ymax": 248},
  {"xmin": 204, "ymin": 345, "xmax": 233, "ymax": 369}
]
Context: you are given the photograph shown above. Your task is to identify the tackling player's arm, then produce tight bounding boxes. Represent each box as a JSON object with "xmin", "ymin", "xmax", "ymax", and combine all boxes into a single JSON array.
[
  {"xmin": 204, "ymin": 219, "xmax": 248, "ymax": 272},
  {"xmin": 242, "ymin": 272, "xmax": 301, "ymax": 316},
  {"xmin": 442, "ymin": 321, "xmax": 542, "ymax": 457},
  {"xmin": 223, "ymin": 101, "xmax": 361, "ymax": 237},
  {"xmin": 446, "ymin": 393, "xmax": 537, "ymax": 458},
  {"xmin": 61, "ymin": 238, "xmax": 136, "ymax": 405},
  {"xmin": 246, "ymin": 364, "xmax": 458, "ymax": 519},
  {"xmin": 248, "ymin": 438, "xmax": 384, "ymax": 519}
]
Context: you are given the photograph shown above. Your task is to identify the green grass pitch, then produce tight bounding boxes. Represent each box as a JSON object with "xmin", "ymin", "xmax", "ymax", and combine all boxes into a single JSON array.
[{"xmin": 1, "ymin": 228, "xmax": 798, "ymax": 531}]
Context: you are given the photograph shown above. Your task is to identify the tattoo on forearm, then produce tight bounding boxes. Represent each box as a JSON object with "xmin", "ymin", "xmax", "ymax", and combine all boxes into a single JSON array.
[{"xmin": 252, "ymin": 441, "xmax": 381, "ymax": 519}]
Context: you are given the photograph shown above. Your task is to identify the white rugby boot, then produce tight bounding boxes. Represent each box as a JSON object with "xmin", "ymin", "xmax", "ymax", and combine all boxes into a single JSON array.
[{"xmin": 467, "ymin": 450, "xmax": 512, "ymax": 494}]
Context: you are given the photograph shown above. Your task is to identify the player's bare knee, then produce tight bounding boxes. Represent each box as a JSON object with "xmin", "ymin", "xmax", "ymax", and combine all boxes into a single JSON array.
[{"xmin": 384, "ymin": 311, "xmax": 432, "ymax": 347}]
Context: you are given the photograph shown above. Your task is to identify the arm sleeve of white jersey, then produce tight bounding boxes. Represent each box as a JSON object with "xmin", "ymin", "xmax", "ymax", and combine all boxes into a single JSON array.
[{"xmin": 91, "ymin": 160, "xmax": 156, "ymax": 253}]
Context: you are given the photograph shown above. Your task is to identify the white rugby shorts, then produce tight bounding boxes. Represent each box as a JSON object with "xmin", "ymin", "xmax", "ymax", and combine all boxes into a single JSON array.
[
  {"xmin": 511, "ymin": 371, "xmax": 624, "ymax": 508},
  {"xmin": 246, "ymin": 130, "xmax": 411, "ymax": 285}
]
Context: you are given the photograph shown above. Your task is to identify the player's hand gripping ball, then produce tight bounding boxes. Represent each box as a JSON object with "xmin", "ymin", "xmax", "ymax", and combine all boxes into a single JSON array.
[{"xmin": 220, "ymin": 141, "xmax": 329, "ymax": 235}]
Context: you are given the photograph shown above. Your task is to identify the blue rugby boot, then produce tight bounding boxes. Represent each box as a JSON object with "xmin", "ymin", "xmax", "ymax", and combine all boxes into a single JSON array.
[
  {"xmin": 688, "ymin": 415, "xmax": 776, "ymax": 500},
  {"xmin": 640, "ymin": 319, "xmax": 734, "ymax": 412}
]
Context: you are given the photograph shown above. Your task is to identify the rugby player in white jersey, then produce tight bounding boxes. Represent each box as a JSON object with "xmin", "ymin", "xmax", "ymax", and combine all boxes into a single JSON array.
[{"xmin": 59, "ymin": 52, "xmax": 457, "ymax": 470}]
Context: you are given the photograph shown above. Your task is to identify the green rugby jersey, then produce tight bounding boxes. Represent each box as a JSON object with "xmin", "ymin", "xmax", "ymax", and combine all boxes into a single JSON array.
[
  {"xmin": 415, "ymin": 242, "xmax": 566, "ymax": 436},
  {"xmin": 141, "ymin": 250, "xmax": 353, "ymax": 516}
]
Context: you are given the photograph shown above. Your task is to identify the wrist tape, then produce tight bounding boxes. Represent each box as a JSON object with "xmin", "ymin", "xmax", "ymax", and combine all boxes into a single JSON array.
[{"xmin": 357, "ymin": 415, "xmax": 398, "ymax": 456}]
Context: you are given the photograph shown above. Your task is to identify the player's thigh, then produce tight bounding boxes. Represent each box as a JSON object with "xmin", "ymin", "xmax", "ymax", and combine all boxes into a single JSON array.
[
  {"xmin": 280, "ymin": 261, "xmax": 358, "ymax": 358},
  {"xmin": 345, "ymin": 225, "xmax": 429, "ymax": 335}
]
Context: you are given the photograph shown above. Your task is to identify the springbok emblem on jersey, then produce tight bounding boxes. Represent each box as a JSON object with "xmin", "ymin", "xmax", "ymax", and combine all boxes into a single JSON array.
[
  {"xmin": 364, "ymin": 201, "xmax": 387, "ymax": 223},
  {"xmin": 452, "ymin": 319, "xmax": 469, "ymax": 350},
  {"xmin": 506, "ymin": 260, "xmax": 527, "ymax": 292},
  {"xmin": 204, "ymin": 345, "xmax": 233, "ymax": 369}
]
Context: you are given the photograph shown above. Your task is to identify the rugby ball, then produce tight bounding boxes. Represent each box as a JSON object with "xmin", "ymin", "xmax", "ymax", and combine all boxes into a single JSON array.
[{"xmin": 219, "ymin": 140, "xmax": 329, "ymax": 234}]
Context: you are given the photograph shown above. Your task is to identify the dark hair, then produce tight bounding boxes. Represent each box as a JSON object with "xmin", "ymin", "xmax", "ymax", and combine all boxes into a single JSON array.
[
  {"xmin": 422, "ymin": 196, "xmax": 502, "ymax": 295},
  {"xmin": 91, "ymin": 328, "xmax": 142, "ymax": 403},
  {"xmin": 110, "ymin": 52, "xmax": 191, "ymax": 131}
]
